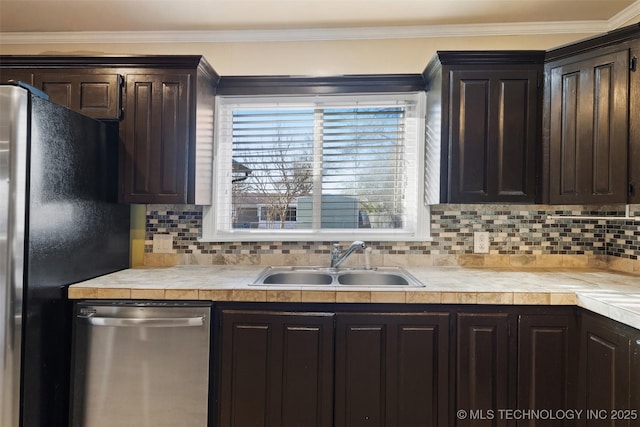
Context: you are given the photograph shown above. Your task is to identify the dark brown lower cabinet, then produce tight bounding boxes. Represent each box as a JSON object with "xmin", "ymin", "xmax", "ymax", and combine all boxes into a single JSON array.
[
  {"xmin": 518, "ymin": 313, "xmax": 579, "ymax": 427},
  {"xmin": 217, "ymin": 305, "xmax": 640, "ymax": 427},
  {"xmin": 456, "ymin": 312, "xmax": 513, "ymax": 427},
  {"xmin": 334, "ymin": 312, "xmax": 450, "ymax": 427},
  {"xmin": 578, "ymin": 312, "xmax": 638, "ymax": 427},
  {"xmin": 218, "ymin": 310, "xmax": 335, "ymax": 427}
]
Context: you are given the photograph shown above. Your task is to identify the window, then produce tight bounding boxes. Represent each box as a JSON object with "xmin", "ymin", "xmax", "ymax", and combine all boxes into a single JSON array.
[{"xmin": 202, "ymin": 92, "xmax": 428, "ymax": 241}]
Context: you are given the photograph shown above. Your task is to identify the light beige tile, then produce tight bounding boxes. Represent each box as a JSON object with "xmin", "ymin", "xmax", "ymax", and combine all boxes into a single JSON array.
[
  {"xmin": 440, "ymin": 292, "xmax": 458, "ymax": 303},
  {"xmin": 143, "ymin": 253, "xmax": 181, "ymax": 267},
  {"xmin": 562, "ymin": 255, "xmax": 589, "ymax": 268},
  {"xmin": 165, "ymin": 289, "xmax": 199, "ymax": 300},
  {"xmin": 96, "ymin": 288, "xmax": 131, "ymax": 299},
  {"xmin": 335, "ymin": 291, "xmax": 371, "ymax": 303},
  {"xmin": 267, "ymin": 290, "xmax": 302, "ymax": 302},
  {"xmin": 301, "ymin": 290, "xmax": 336, "ymax": 303},
  {"xmin": 509, "ymin": 255, "xmax": 537, "ymax": 267},
  {"xmin": 483, "ymin": 255, "xmax": 511, "ymax": 268},
  {"xmin": 457, "ymin": 255, "xmax": 485, "ymax": 268},
  {"xmin": 199, "ymin": 289, "xmax": 234, "ymax": 301},
  {"xmin": 236, "ymin": 254, "xmax": 261, "ymax": 265},
  {"xmin": 231, "ymin": 289, "xmax": 267, "ymax": 302},
  {"xmin": 608, "ymin": 257, "xmax": 635, "ymax": 273},
  {"xmin": 550, "ymin": 293, "xmax": 577, "ymax": 305},
  {"xmin": 68, "ymin": 287, "xmax": 98, "ymax": 299},
  {"xmin": 371, "ymin": 291, "xmax": 406, "ymax": 303},
  {"xmin": 406, "ymin": 291, "xmax": 441, "ymax": 304},
  {"xmin": 588, "ymin": 255, "xmax": 610, "ymax": 270},
  {"xmin": 181, "ymin": 254, "xmax": 213, "ymax": 265},
  {"xmin": 535, "ymin": 255, "xmax": 564, "ymax": 268},
  {"xmin": 131, "ymin": 288, "xmax": 165, "ymax": 299},
  {"xmin": 433, "ymin": 254, "xmax": 458, "ymax": 267},
  {"xmin": 477, "ymin": 292, "xmax": 514, "ymax": 304},
  {"xmin": 455, "ymin": 292, "xmax": 478, "ymax": 304},
  {"xmin": 513, "ymin": 292, "xmax": 550, "ymax": 305}
]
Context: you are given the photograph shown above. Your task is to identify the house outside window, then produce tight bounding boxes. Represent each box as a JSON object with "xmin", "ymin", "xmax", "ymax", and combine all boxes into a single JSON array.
[{"xmin": 202, "ymin": 92, "xmax": 428, "ymax": 242}]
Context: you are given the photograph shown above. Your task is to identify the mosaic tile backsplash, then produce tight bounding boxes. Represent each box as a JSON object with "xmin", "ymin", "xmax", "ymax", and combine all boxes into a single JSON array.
[{"xmin": 145, "ymin": 204, "xmax": 640, "ymax": 270}]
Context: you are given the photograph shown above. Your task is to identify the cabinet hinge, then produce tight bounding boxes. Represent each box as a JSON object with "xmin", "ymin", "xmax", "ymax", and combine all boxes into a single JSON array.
[{"xmin": 631, "ymin": 56, "xmax": 638, "ymax": 72}]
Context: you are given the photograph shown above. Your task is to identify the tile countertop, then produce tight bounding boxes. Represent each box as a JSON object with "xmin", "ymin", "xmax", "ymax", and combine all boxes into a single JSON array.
[{"xmin": 68, "ymin": 265, "xmax": 640, "ymax": 330}]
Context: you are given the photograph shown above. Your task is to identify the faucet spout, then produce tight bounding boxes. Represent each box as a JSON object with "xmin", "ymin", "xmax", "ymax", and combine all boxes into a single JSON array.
[{"xmin": 330, "ymin": 241, "xmax": 366, "ymax": 268}]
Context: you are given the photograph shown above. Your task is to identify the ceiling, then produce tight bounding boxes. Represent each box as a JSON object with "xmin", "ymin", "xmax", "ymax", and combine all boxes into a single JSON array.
[{"xmin": 1, "ymin": 0, "xmax": 639, "ymax": 41}]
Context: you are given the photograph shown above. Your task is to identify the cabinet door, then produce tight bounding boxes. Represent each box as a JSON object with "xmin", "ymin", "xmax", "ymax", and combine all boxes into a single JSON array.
[
  {"xmin": 218, "ymin": 310, "xmax": 334, "ymax": 427},
  {"xmin": 578, "ymin": 313, "xmax": 631, "ymax": 426},
  {"xmin": 456, "ymin": 312, "xmax": 513, "ymax": 427},
  {"xmin": 448, "ymin": 69, "xmax": 538, "ymax": 203},
  {"xmin": 629, "ymin": 46, "xmax": 639, "ymax": 204},
  {"xmin": 121, "ymin": 73, "xmax": 190, "ymax": 203},
  {"xmin": 547, "ymin": 50, "xmax": 629, "ymax": 204},
  {"xmin": 335, "ymin": 312, "xmax": 450, "ymax": 427},
  {"xmin": 0, "ymin": 68, "xmax": 33, "ymax": 85},
  {"xmin": 518, "ymin": 313, "xmax": 578, "ymax": 427},
  {"xmin": 33, "ymin": 71, "xmax": 121, "ymax": 119}
]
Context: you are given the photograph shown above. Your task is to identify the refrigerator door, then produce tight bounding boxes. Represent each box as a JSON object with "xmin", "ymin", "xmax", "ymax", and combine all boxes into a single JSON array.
[{"xmin": 0, "ymin": 85, "xmax": 28, "ymax": 427}]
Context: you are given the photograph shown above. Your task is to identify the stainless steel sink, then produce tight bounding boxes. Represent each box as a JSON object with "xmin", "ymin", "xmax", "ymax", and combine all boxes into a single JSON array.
[
  {"xmin": 251, "ymin": 266, "xmax": 424, "ymax": 287},
  {"xmin": 261, "ymin": 271, "xmax": 333, "ymax": 285},
  {"xmin": 337, "ymin": 271, "xmax": 411, "ymax": 286}
]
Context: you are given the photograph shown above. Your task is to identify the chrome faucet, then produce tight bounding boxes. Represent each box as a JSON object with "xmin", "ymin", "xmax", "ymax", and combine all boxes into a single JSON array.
[{"xmin": 330, "ymin": 241, "xmax": 366, "ymax": 268}]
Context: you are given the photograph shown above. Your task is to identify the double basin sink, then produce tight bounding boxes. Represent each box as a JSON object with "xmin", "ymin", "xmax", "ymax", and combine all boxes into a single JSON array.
[{"xmin": 251, "ymin": 266, "xmax": 424, "ymax": 287}]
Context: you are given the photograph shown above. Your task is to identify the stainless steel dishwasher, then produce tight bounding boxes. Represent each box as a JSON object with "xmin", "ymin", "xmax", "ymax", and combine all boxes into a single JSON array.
[{"xmin": 70, "ymin": 301, "xmax": 211, "ymax": 427}]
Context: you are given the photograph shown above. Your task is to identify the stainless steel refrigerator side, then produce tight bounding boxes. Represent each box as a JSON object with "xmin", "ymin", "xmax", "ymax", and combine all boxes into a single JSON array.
[{"xmin": 0, "ymin": 86, "xmax": 28, "ymax": 427}]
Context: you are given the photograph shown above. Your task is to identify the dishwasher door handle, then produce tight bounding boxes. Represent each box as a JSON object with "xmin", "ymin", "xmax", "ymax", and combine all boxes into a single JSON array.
[{"xmin": 77, "ymin": 315, "xmax": 205, "ymax": 327}]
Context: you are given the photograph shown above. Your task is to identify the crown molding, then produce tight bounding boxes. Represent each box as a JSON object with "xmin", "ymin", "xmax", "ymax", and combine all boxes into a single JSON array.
[
  {"xmin": 0, "ymin": 4, "xmax": 638, "ymax": 44},
  {"xmin": 610, "ymin": 0, "xmax": 640, "ymax": 28}
]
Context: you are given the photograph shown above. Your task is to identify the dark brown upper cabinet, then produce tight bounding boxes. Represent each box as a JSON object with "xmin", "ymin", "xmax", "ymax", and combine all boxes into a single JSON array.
[
  {"xmin": 630, "ymin": 43, "xmax": 640, "ymax": 204},
  {"xmin": 423, "ymin": 51, "xmax": 544, "ymax": 204},
  {"xmin": 0, "ymin": 68, "xmax": 34, "ymax": 85},
  {"xmin": 33, "ymin": 71, "xmax": 122, "ymax": 119},
  {"xmin": 120, "ymin": 73, "xmax": 191, "ymax": 203},
  {"xmin": 542, "ymin": 24, "xmax": 640, "ymax": 204},
  {"xmin": 0, "ymin": 55, "xmax": 219, "ymax": 204}
]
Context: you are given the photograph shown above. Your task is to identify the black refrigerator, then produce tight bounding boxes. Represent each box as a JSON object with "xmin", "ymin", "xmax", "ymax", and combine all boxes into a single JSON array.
[{"xmin": 0, "ymin": 84, "xmax": 130, "ymax": 427}]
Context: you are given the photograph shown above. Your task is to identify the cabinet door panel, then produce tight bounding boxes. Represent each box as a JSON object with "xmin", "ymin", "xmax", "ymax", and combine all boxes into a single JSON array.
[
  {"xmin": 393, "ymin": 316, "xmax": 449, "ymax": 427},
  {"xmin": 121, "ymin": 74, "xmax": 190, "ymax": 203},
  {"xmin": 548, "ymin": 50, "xmax": 629, "ymax": 204},
  {"xmin": 457, "ymin": 312, "xmax": 512, "ymax": 427},
  {"xmin": 630, "ymin": 46, "xmax": 640, "ymax": 204},
  {"xmin": 448, "ymin": 69, "xmax": 538, "ymax": 202},
  {"xmin": 335, "ymin": 312, "xmax": 449, "ymax": 427},
  {"xmin": 497, "ymin": 78, "xmax": 532, "ymax": 197},
  {"xmin": 518, "ymin": 314, "xmax": 578, "ymax": 426},
  {"xmin": 450, "ymin": 75, "xmax": 490, "ymax": 198},
  {"xmin": 218, "ymin": 310, "xmax": 334, "ymax": 427},
  {"xmin": 579, "ymin": 313, "xmax": 631, "ymax": 426},
  {"xmin": 0, "ymin": 68, "xmax": 33, "ymax": 85},
  {"xmin": 336, "ymin": 322, "xmax": 385, "ymax": 427},
  {"xmin": 281, "ymin": 324, "xmax": 333, "ymax": 427},
  {"xmin": 34, "ymin": 72, "xmax": 121, "ymax": 119}
]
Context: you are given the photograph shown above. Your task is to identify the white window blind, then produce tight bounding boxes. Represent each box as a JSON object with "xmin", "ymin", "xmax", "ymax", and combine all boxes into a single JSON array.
[{"xmin": 203, "ymin": 93, "xmax": 428, "ymax": 242}]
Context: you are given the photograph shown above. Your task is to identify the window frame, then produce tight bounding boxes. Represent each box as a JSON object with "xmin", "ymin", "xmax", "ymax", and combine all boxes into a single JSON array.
[{"xmin": 201, "ymin": 75, "xmax": 430, "ymax": 242}]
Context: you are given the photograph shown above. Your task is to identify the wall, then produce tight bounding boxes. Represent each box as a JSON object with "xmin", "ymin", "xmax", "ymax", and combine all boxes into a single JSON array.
[
  {"xmin": 143, "ymin": 204, "xmax": 640, "ymax": 274},
  {"xmin": 0, "ymin": 33, "xmax": 594, "ymax": 75}
]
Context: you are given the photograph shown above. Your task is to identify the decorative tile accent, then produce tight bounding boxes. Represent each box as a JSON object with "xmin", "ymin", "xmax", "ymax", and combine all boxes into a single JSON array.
[{"xmin": 144, "ymin": 203, "xmax": 640, "ymax": 267}]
